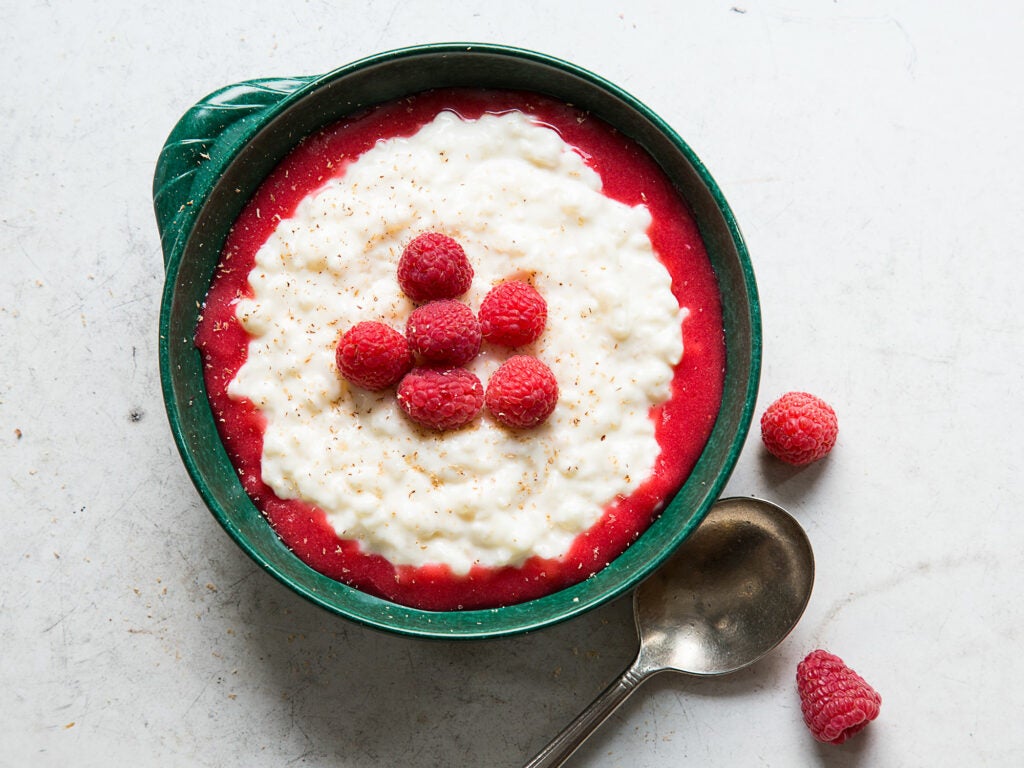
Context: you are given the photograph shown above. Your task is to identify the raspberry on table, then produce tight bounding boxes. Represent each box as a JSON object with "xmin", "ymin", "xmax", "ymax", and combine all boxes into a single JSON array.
[
  {"xmin": 485, "ymin": 355, "xmax": 559, "ymax": 429},
  {"xmin": 397, "ymin": 367, "xmax": 484, "ymax": 431},
  {"xmin": 335, "ymin": 321, "xmax": 412, "ymax": 391},
  {"xmin": 478, "ymin": 280, "xmax": 548, "ymax": 347},
  {"xmin": 796, "ymin": 649, "xmax": 882, "ymax": 745},
  {"xmin": 397, "ymin": 232, "xmax": 474, "ymax": 302},
  {"xmin": 760, "ymin": 391, "xmax": 838, "ymax": 466},
  {"xmin": 405, "ymin": 300, "xmax": 482, "ymax": 367}
]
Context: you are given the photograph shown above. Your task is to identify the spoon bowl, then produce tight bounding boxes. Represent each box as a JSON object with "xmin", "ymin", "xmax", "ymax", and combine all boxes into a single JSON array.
[
  {"xmin": 636, "ymin": 496, "xmax": 814, "ymax": 677},
  {"xmin": 526, "ymin": 497, "xmax": 814, "ymax": 767}
]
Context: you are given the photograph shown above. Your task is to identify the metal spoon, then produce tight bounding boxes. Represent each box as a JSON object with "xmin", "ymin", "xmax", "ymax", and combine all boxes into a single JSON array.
[{"xmin": 525, "ymin": 497, "xmax": 814, "ymax": 767}]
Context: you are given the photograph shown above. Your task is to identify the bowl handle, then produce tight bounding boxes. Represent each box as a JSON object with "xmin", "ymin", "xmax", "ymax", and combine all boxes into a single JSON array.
[{"xmin": 152, "ymin": 76, "xmax": 314, "ymax": 268}]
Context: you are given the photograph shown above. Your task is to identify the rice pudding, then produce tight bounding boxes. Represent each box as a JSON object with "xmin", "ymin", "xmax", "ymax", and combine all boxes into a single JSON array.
[{"xmin": 195, "ymin": 89, "xmax": 725, "ymax": 610}]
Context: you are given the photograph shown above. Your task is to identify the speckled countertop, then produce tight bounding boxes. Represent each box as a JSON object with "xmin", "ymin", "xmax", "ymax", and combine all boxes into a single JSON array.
[{"xmin": 3, "ymin": 2, "xmax": 1023, "ymax": 766}]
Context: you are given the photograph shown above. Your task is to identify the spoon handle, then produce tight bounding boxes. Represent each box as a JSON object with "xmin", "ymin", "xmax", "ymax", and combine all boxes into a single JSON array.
[{"xmin": 524, "ymin": 660, "xmax": 649, "ymax": 768}]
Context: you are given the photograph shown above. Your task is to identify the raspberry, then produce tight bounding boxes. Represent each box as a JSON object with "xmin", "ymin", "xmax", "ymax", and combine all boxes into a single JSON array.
[
  {"xmin": 760, "ymin": 391, "xmax": 838, "ymax": 466},
  {"xmin": 478, "ymin": 280, "xmax": 548, "ymax": 347},
  {"xmin": 335, "ymin": 321, "xmax": 412, "ymax": 391},
  {"xmin": 796, "ymin": 650, "xmax": 881, "ymax": 745},
  {"xmin": 485, "ymin": 355, "xmax": 559, "ymax": 429},
  {"xmin": 396, "ymin": 367, "xmax": 484, "ymax": 431},
  {"xmin": 405, "ymin": 300, "xmax": 482, "ymax": 367},
  {"xmin": 397, "ymin": 232, "xmax": 474, "ymax": 302}
]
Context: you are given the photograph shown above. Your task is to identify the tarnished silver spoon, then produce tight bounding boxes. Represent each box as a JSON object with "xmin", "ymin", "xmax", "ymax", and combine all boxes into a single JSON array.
[{"xmin": 525, "ymin": 497, "xmax": 814, "ymax": 767}]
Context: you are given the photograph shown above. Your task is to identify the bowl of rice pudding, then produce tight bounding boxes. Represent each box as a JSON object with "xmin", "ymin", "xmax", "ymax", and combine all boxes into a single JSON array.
[{"xmin": 156, "ymin": 43, "xmax": 761, "ymax": 638}]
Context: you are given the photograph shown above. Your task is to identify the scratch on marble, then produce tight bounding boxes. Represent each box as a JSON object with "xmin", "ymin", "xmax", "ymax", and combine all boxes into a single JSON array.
[
  {"xmin": 181, "ymin": 671, "xmax": 219, "ymax": 719},
  {"xmin": 886, "ymin": 14, "xmax": 918, "ymax": 74},
  {"xmin": 222, "ymin": 567, "xmax": 260, "ymax": 592},
  {"xmin": 813, "ymin": 552, "xmax": 995, "ymax": 644},
  {"xmin": 41, "ymin": 605, "xmax": 77, "ymax": 635}
]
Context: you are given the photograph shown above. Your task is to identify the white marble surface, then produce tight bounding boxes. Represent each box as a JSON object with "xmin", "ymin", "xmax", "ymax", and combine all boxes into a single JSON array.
[{"xmin": 3, "ymin": 1, "xmax": 1022, "ymax": 765}]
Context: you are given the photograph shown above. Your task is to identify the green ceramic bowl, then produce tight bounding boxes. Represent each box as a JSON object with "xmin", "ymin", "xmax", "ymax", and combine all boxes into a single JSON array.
[{"xmin": 156, "ymin": 43, "xmax": 760, "ymax": 639}]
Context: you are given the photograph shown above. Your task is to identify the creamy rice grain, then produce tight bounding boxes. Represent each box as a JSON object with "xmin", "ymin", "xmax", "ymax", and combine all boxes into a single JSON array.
[{"xmin": 229, "ymin": 111, "xmax": 685, "ymax": 573}]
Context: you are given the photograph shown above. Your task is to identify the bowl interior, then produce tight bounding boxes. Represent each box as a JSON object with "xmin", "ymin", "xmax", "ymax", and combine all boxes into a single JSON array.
[{"xmin": 160, "ymin": 44, "xmax": 760, "ymax": 639}]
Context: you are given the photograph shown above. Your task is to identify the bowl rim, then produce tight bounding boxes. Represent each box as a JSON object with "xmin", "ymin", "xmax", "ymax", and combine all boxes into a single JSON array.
[{"xmin": 158, "ymin": 42, "xmax": 761, "ymax": 639}]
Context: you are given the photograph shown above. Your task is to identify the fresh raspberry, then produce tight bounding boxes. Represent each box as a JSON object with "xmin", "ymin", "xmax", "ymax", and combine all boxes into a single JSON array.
[
  {"xmin": 796, "ymin": 650, "xmax": 881, "ymax": 745},
  {"xmin": 478, "ymin": 280, "xmax": 548, "ymax": 347},
  {"xmin": 760, "ymin": 391, "xmax": 838, "ymax": 466},
  {"xmin": 485, "ymin": 355, "xmax": 559, "ymax": 429},
  {"xmin": 397, "ymin": 232, "xmax": 474, "ymax": 302},
  {"xmin": 335, "ymin": 321, "xmax": 412, "ymax": 391},
  {"xmin": 405, "ymin": 300, "xmax": 482, "ymax": 366},
  {"xmin": 396, "ymin": 367, "xmax": 484, "ymax": 431}
]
